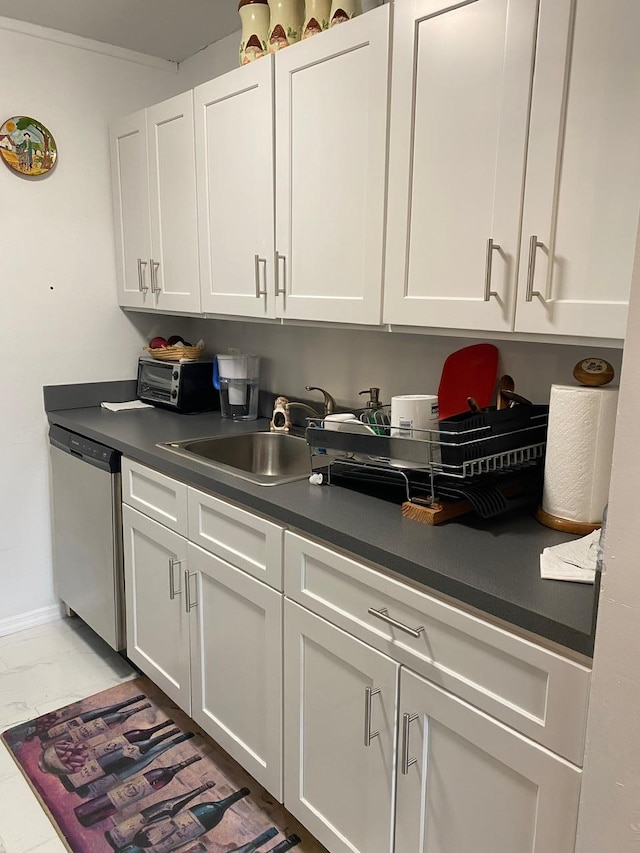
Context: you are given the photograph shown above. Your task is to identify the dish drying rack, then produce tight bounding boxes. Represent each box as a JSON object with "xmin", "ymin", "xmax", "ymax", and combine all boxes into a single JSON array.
[{"xmin": 305, "ymin": 404, "xmax": 549, "ymax": 525}]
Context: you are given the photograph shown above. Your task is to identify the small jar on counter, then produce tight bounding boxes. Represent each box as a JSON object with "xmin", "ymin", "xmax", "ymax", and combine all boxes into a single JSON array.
[{"xmin": 238, "ymin": 0, "xmax": 270, "ymax": 65}]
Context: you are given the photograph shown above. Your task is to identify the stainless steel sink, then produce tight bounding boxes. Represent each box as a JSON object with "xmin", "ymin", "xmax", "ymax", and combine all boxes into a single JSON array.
[{"xmin": 157, "ymin": 431, "xmax": 311, "ymax": 486}]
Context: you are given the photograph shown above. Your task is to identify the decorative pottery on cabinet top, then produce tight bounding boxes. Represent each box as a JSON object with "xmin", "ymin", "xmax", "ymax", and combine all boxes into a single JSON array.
[{"xmin": 0, "ymin": 116, "xmax": 57, "ymax": 176}]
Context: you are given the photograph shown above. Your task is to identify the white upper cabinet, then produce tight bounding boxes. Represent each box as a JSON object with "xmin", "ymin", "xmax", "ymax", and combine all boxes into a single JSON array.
[
  {"xmin": 514, "ymin": 0, "xmax": 640, "ymax": 338},
  {"xmin": 146, "ymin": 92, "xmax": 201, "ymax": 313},
  {"xmin": 275, "ymin": 6, "xmax": 390, "ymax": 325},
  {"xmin": 384, "ymin": 0, "xmax": 538, "ymax": 332},
  {"xmin": 195, "ymin": 58, "xmax": 277, "ymax": 318},
  {"xmin": 111, "ymin": 110, "xmax": 152, "ymax": 308},
  {"xmin": 385, "ymin": 0, "xmax": 640, "ymax": 339},
  {"xmin": 111, "ymin": 92, "xmax": 201, "ymax": 313}
]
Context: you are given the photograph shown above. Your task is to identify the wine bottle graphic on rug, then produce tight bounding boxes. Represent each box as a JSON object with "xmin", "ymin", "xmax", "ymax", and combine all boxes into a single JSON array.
[
  {"xmin": 74, "ymin": 732, "xmax": 196, "ymax": 799},
  {"xmin": 122, "ymin": 786, "xmax": 251, "ymax": 852},
  {"xmin": 39, "ymin": 695, "xmax": 148, "ymax": 742},
  {"xmin": 19, "ymin": 696, "xmax": 147, "ymax": 741},
  {"xmin": 40, "ymin": 717, "xmax": 173, "ymax": 775},
  {"xmin": 104, "ymin": 780, "xmax": 216, "ymax": 849},
  {"xmin": 60, "ymin": 727, "xmax": 181, "ymax": 793},
  {"xmin": 265, "ymin": 835, "xmax": 302, "ymax": 852},
  {"xmin": 75, "ymin": 753, "xmax": 203, "ymax": 827},
  {"xmin": 226, "ymin": 827, "xmax": 278, "ymax": 853}
]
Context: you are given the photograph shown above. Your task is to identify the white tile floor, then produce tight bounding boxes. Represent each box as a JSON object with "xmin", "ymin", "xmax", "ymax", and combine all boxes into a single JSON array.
[{"xmin": 0, "ymin": 617, "xmax": 136, "ymax": 853}]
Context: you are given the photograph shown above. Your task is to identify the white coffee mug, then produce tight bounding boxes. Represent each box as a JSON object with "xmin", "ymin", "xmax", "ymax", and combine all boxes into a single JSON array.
[{"xmin": 390, "ymin": 394, "xmax": 440, "ymax": 468}]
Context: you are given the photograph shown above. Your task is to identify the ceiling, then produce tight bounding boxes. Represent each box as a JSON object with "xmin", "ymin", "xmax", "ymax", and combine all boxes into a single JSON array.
[{"xmin": 0, "ymin": 0, "xmax": 240, "ymax": 63}]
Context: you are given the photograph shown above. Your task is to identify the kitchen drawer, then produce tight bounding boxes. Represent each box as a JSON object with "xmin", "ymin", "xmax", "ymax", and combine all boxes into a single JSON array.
[
  {"xmin": 188, "ymin": 488, "xmax": 284, "ymax": 590},
  {"xmin": 122, "ymin": 458, "xmax": 188, "ymax": 536},
  {"xmin": 284, "ymin": 532, "xmax": 591, "ymax": 766}
]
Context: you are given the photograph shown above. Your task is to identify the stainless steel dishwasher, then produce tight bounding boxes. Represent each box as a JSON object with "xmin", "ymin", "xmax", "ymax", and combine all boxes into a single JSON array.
[{"xmin": 49, "ymin": 425, "xmax": 125, "ymax": 651}]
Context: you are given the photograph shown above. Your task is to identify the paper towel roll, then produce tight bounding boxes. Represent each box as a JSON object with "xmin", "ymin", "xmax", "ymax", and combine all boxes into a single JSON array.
[{"xmin": 541, "ymin": 384, "xmax": 618, "ymax": 525}]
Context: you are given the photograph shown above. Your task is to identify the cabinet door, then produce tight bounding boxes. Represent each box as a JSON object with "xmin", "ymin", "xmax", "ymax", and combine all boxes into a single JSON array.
[
  {"xmin": 515, "ymin": 0, "xmax": 640, "ymax": 338},
  {"xmin": 384, "ymin": 0, "xmax": 538, "ymax": 332},
  {"xmin": 110, "ymin": 110, "xmax": 152, "ymax": 308},
  {"xmin": 123, "ymin": 505, "xmax": 191, "ymax": 714},
  {"xmin": 396, "ymin": 668, "xmax": 581, "ymax": 853},
  {"xmin": 195, "ymin": 58, "xmax": 276, "ymax": 318},
  {"xmin": 188, "ymin": 543, "xmax": 283, "ymax": 800},
  {"xmin": 284, "ymin": 600, "xmax": 398, "ymax": 853},
  {"xmin": 275, "ymin": 7, "xmax": 390, "ymax": 325},
  {"xmin": 147, "ymin": 92, "xmax": 201, "ymax": 313}
]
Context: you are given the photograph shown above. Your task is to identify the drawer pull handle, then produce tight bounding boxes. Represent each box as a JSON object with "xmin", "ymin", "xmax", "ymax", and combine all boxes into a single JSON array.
[
  {"xmin": 168, "ymin": 558, "xmax": 182, "ymax": 600},
  {"xmin": 364, "ymin": 686, "xmax": 381, "ymax": 747},
  {"xmin": 368, "ymin": 607, "xmax": 424, "ymax": 638},
  {"xmin": 401, "ymin": 712, "xmax": 419, "ymax": 775},
  {"xmin": 185, "ymin": 570, "xmax": 198, "ymax": 613}
]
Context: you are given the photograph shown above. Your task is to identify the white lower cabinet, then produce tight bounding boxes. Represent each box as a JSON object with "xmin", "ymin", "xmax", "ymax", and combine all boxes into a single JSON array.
[
  {"xmin": 395, "ymin": 668, "xmax": 581, "ymax": 853},
  {"xmin": 122, "ymin": 505, "xmax": 192, "ymax": 714},
  {"xmin": 188, "ymin": 542, "xmax": 283, "ymax": 800},
  {"xmin": 123, "ymin": 463, "xmax": 587, "ymax": 853},
  {"xmin": 284, "ymin": 600, "xmax": 399, "ymax": 853},
  {"xmin": 122, "ymin": 472, "xmax": 285, "ymax": 801},
  {"xmin": 283, "ymin": 533, "xmax": 586, "ymax": 853}
]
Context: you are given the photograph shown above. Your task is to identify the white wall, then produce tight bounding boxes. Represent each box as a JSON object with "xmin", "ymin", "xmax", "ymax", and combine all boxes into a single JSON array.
[
  {"xmin": 178, "ymin": 29, "xmax": 240, "ymax": 88},
  {"xmin": 575, "ymin": 221, "xmax": 640, "ymax": 850},
  {"xmin": 0, "ymin": 21, "xmax": 183, "ymax": 628}
]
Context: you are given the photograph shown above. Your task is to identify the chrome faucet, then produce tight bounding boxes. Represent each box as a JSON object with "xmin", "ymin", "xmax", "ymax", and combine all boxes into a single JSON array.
[
  {"xmin": 303, "ymin": 386, "xmax": 337, "ymax": 416},
  {"xmin": 270, "ymin": 386, "xmax": 337, "ymax": 433}
]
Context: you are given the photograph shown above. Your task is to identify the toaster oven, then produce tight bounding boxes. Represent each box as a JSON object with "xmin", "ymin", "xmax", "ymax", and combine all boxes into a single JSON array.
[{"xmin": 136, "ymin": 356, "xmax": 219, "ymax": 413}]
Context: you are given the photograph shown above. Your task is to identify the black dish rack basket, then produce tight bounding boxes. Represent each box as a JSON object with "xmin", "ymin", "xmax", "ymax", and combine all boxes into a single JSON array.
[{"xmin": 438, "ymin": 405, "xmax": 549, "ymax": 467}]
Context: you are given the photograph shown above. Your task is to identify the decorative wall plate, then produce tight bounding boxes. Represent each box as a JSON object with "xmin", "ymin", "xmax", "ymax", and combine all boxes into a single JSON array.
[{"xmin": 0, "ymin": 116, "xmax": 57, "ymax": 176}]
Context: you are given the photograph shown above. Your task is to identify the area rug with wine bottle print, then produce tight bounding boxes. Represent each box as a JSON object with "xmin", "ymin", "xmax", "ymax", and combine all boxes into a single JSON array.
[{"xmin": 1, "ymin": 677, "xmax": 322, "ymax": 853}]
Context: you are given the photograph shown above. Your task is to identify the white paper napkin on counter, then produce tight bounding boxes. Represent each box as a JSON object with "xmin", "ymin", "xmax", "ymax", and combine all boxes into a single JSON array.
[
  {"xmin": 101, "ymin": 400, "xmax": 153, "ymax": 412},
  {"xmin": 540, "ymin": 529, "xmax": 600, "ymax": 583}
]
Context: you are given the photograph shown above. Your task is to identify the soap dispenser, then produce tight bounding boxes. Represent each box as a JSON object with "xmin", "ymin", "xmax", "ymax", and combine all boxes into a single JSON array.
[
  {"xmin": 359, "ymin": 387, "xmax": 382, "ymax": 411},
  {"xmin": 359, "ymin": 387, "xmax": 384, "ymax": 433}
]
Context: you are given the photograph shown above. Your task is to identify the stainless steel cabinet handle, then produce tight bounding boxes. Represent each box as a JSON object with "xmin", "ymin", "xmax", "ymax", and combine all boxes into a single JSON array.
[
  {"xmin": 150, "ymin": 258, "xmax": 161, "ymax": 293},
  {"xmin": 401, "ymin": 712, "xmax": 419, "ymax": 775},
  {"xmin": 138, "ymin": 258, "xmax": 149, "ymax": 292},
  {"xmin": 525, "ymin": 235, "xmax": 544, "ymax": 302},
  {"xmin": 368, "ymin": 607, "xmax": 424, "ymax": 638},
  {"xmin": 184, "ymin": 569, "xmax": 197, "ymax": 613},
  {"xmin": 254, "ymin": 254, "xmax": 268, "ymax": 305},
  {"xmin": 168, "ymin": 558, "xmax": 182, "ymax": 600},
  {"xmin": 483, "ymin": 238, "xmax": 501, "ymax": 302},
  {"xmin": 275, "ymin": 252, "xmax": 286, "ymax": 297},
  {"xmin": 364, "ymin": 686, "xmax": 381, "ymax": 747}
]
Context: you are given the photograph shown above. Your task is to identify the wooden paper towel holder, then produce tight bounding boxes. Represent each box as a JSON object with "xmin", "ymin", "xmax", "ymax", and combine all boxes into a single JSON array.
[{"xmin": 535, "ymin": 506, "xmax": 601, "ymax": 534}]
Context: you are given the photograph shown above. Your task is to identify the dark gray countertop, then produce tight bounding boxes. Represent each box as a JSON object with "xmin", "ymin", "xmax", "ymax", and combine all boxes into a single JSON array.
[{"xmin": 47, "ymin": 405, "xmax": 597, "ymax": 657}]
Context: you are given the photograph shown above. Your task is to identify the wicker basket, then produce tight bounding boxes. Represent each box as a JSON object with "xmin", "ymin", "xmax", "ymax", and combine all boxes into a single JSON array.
[{"xmin": 144, "ymin": 345, "xmax": 205, "ymax": 362}]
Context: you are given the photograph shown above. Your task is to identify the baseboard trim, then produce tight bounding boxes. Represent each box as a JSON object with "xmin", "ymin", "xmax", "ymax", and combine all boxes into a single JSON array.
[{"xmin": 0, "ymin": 604, "xmax": 66, "ymax": 639}]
